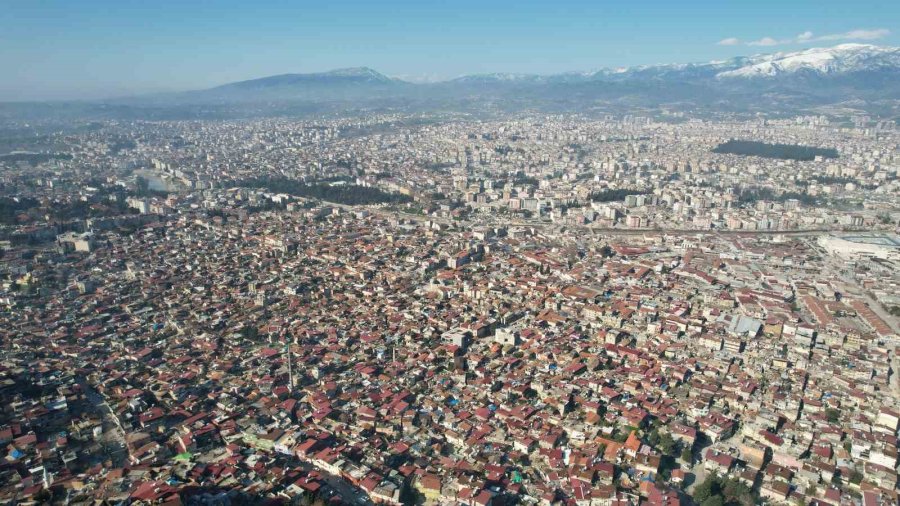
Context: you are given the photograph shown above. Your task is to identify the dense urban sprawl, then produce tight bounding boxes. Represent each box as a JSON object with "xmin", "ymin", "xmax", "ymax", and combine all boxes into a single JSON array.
[{"xmin": 0, "ymin": 113, "xmax": 898, "ymax": 506}]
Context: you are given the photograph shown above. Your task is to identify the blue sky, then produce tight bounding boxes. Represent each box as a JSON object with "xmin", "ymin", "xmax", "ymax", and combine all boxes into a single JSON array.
[{"xmin": 1, "ymin": 0, "xmax": 897, "ymax": 100}]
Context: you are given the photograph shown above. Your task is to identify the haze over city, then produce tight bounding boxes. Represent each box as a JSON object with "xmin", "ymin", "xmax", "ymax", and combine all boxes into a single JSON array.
[{"xmin": 0, "ymin": 2, "xmax": 899, "ymax": 506}]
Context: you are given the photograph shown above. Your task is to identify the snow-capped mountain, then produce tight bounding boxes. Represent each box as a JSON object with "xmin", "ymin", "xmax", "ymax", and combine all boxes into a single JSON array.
[
  {"xmin": 195, "ymin": 44, "xmax": 900, "ymax": 94},
  {"xmin": 716, "ymin": 44, "xmax": 900, "ymax": 79},
  {"xmin": 442, "ymin": 44, "xmax": 899, "ymax": 83},
  {"xmin": 131, "ymin": 43, "xmax": 899, "ymax": 117}
]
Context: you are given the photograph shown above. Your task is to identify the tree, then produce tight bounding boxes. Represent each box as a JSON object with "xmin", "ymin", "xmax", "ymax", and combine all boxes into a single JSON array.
[
  {"xmin": 591, "ymin": 188, "xmax": 651, "ymax": 203},
  {"xmin": 648, "ymin": 427, "xmax": 661, "ymax": 446},
  {"xmin": 290, "ymin": 492, "xmax": 316, "ymax": 506},
  {"xmin": 597, "ymin": 443, "xmax": 608, "ymax": 458},
  {"xmin": 693, "ymin": 475, "xmax": 718, "ymax": 503},
  {"xmin": 241, "ymin": 325, "xmax": 259, "ymax": 341},
  {"xmin": 681, "ymin": 447, "xmax": 693, "ymax": 463},
  {"xmin": 399, "ymin": 480, "xmax": 424, "ymax": 505},
  {"xmin": 712, "ymin": 139, "xmax": 838, "ymax": 161},
  {"xmin": 658, "ymin": 433, "xmax": 676, "ymax": 456},
  {"xmin": 693, "ymin": 475, "xmax": 756, "ymax": 506},
  {"xmin": 236, "ymin": 177, "xmax": 412, "ymax": 206},
  {"xmin": 722, "ymin": 478, "xmax": 753, "ymax": 506},
  {"xmin": 136, "ymin": 175, "xmax": 150, "ymax": 194}
]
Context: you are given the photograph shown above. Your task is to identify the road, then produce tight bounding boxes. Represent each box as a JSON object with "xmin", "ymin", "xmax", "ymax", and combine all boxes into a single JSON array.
[
  {"xmin": 321, "ymin": 474, "xmax": 374, "ymax": 505},
  {"xmin": 278, "ymin": 456, "xmax": 374, "ymax": 505},
  {"xmin": 78, "ymin": 376, "xmax": 129, "ymax": 467}
]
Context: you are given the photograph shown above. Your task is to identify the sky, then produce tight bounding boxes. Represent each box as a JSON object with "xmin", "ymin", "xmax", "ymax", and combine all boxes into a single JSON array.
[{"xmin": 1, "ymin": 0, "xmax": 898, "ymax": 101}]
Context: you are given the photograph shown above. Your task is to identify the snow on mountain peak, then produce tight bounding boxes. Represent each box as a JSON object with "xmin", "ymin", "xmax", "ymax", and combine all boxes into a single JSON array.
[{"xmin": 716, "ymin": 43, "xmax": 900, "ymax": 78}]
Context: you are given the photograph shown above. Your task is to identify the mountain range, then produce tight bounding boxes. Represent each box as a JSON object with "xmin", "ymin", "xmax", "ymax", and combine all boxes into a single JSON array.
[
  {"xmin": 448, "ymin": 44, "xmax": 900, "ymax": 82},
  {"xmin": 164, "ymin": 43, "xmax": 900, "ymax": 118},
  {"xmin": 5, "ymin": 44, "xmax": 899, "ymax": 120}
]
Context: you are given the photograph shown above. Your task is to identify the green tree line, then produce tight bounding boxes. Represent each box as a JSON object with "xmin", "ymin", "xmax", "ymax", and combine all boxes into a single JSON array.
[{"xmin": 713, "ymin": 140, "xmax": 838, "ymax": 161}]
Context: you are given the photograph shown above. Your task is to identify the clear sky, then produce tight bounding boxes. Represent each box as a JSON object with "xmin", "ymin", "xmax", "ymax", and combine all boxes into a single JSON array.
[{"xmin": 1, "ymin": 0, "xmax": 897, "ymax": 101}]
